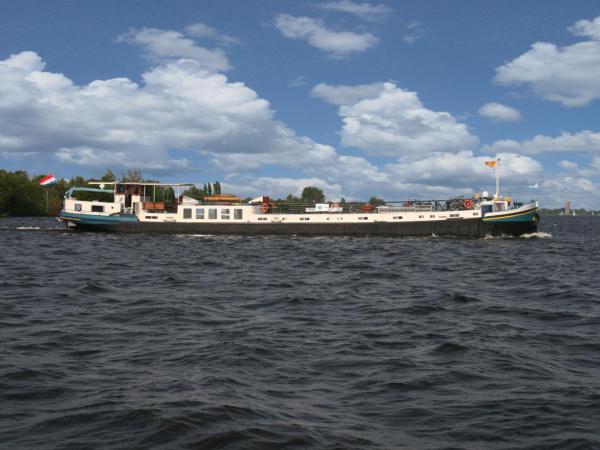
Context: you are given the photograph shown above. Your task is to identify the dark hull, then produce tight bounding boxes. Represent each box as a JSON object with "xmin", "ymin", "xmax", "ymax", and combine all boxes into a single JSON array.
[{"xmin": 71, "ymin": 218, "xmax": 538, "ymax": 237}]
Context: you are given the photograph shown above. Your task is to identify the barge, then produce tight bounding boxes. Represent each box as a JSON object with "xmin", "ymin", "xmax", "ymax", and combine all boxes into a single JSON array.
[{"xmin": 59, "ymin": 182, "xmax": 539, "ymax": 237}]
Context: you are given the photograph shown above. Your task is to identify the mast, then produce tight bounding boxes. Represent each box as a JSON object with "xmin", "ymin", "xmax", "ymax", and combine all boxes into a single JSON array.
[{"xmin": 495, "ymin": 157, "xmax": 501, "ymax": 198}]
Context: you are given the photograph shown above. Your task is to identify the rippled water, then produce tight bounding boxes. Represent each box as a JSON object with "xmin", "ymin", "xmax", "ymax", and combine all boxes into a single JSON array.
[{"xmin": 1, "ymin": 216, "xmax": 600, "ymax": 449}]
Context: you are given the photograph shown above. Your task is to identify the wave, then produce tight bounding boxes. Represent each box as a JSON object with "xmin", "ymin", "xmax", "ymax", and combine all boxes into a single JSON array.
[
  {"xmin": 520, "ymin": 231, "xmax": 552, "ymax": 239},
  {"xmin": 484, "ymin": 231, "xmax": 552, "ymax": 239}
]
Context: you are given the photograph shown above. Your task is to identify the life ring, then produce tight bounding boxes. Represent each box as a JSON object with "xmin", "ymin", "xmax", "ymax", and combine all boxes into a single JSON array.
[
  {"xmin": 260, "ymin": 203, "xmax": 270, "ymax": 213},
  {"xmin": 464, "ymin": 199, "xmax": 473, "ymax": 209}
]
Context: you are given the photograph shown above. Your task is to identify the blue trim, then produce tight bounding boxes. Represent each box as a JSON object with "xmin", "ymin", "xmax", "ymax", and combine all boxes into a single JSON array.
[
  {"xmin": 60, "ymin": 211, "xmax": 138, "ymax": 225},
  {"xmin": 482, "ymin": 208, "xmax": 539, "ymax": 223}
]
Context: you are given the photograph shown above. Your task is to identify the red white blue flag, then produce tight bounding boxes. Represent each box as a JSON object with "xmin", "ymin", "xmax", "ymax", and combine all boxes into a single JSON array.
[{"xmin": 38, "ymin": 174, "xmax": 57, "ymax": 186}]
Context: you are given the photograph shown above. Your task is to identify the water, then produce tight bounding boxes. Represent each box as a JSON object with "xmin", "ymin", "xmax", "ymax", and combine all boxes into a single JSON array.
[{"xmin": 1, "ymin": 216, "xmax": 599, "ymax": 449}]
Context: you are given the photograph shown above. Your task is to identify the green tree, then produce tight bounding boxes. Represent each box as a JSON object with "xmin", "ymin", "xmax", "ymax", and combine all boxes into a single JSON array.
[
  {"xmin": 207, "ymin": 183, "xmax": 212, "ymax": 195},
  {"xmin": 183, "ymin": 185, "xmax": 205, "ymax": 201},
  {"xmin": 100, "ymin": 169, "xmax": 116, "ymax": 182},
  {"xmin": 69, "ymin": 175, "xmax": 88, "ymax": 188},
  {"xmin": 213, "ymin": 181, "xmax": 221, "ymax": 195},
  {"xmin": 369, "ymin": 196, "xmax": 385, "ymax": 206},
  {"xmin": 284, "ymin": 193, "xmax": 301, "ymax": 203},
  {"xmin": 301, "ymin": 186, "xmax": 325, "ymax": 204},
  {"xmin": 0, "ymin": 170, "xmax": 45, "ymax": 216},
  {"xmin": 121, "ymin": 169, "xmax": 144, "ymax": 182}
]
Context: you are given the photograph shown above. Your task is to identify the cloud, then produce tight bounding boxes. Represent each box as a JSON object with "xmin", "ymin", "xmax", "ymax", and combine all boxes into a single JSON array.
[
  {"xmin": 0, "ymin": 33, "xmax": 552, "ymax": 205},
  {"xmin": 0, "ymin": 50, "xmax": 341, "ymax": 173},
  {"xmin": 312, "ymin": 81, "xmax": 386, "ymax": 105},
  {"xmin": 568, "ymin": 16, "xmax": 600, "ymax": 40},
  {"xmin": 117, "ymin": 27, "xmax": 230, "ymax": 71},
  {"xmin": 288, "ymin": 76, "xmax": 308, "ymax": 88},
  {"xmin": 385, "ymin": 151, "xmax": 542, "ymax": 191},
  {"xmin": 184, "ymin": 22, "xmax": 240, "ymax": 46},
  {"xmin": 313, "ymin": 82, "xmax": 478, "ymax": 156},
  {"xmin": 494, "ymin": 15, "xmax": 600, "ymax": 106},
  {"xmin": 540, "ymin": 176, "xmax": 599, "ymax": 208},
  {"xmin": 316, "ymin": 0, "xmax": 392, "ymax": 22},
  {"xmin": 483, "ymin": 131, "xmax": 600, "ymax": 155},
  {"xmin": 274, "ymin": 14, "xmax": 378, "ymax": 57},
  {"xmin": 0, "ymin": 47, "xmax": 393, "ymax": 198},
  {"xmin": 223, "ymin": 176, "xmax": 343, "ymax": 200},
  {"xmin": 478, "ymin": 102, "xmax": 522, "ymax": 122},
  {"xmin": 402, "ymin": 20, "xmax": 426, "ymax": 45},
  {"xmin": 558, "ymin": 160, "xmax": 578, "ymax": 171},
  {"xmin": 56, "ymin": 147, "xmax": 191, "ymax": 172}
]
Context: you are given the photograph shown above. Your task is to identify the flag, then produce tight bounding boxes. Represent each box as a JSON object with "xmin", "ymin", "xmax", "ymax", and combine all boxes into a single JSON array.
[
  {"xmin": 39, "ymin": 174, "xmax": 57, "ymax": 186},
  {"xmin": 484, "ymin": 161, "xmax": 497, "ymax": 167}
]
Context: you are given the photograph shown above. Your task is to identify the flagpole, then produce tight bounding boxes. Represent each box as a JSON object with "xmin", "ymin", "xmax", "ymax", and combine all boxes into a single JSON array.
[
  {"xmin": 45, "ymin": 188, "xmax": 49, "ymax": 215},
  {"xmin": 495, "ymin": 158, "xmax": 500, "ymax": 199}
]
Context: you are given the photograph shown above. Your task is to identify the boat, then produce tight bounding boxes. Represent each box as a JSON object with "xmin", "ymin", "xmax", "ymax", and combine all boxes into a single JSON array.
[{"xmin": 58, "ymin": 179, "xmax": 540, "ymax": 237}]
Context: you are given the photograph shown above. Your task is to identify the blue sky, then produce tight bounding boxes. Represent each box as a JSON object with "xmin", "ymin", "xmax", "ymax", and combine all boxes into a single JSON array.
[{"xmin": 1, "ymin": 0, "xmax": 600, "ymax": 207}]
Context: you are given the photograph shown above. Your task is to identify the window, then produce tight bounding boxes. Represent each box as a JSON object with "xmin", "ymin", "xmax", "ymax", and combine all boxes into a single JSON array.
[
  {"xmin": 196, "ymin": 208, "xmax": 205, "ymax": 219},
  {"xmin": 393, "ymin": 216, "xmax": 403, "ymax": 219},
  {"xmin": 430, "ymin": 215, "xmax": 435, "ymax": 218},
  {"xmin": 209, "ymin": 208, "xmax": 217, "ymax": 219},
  {"xmin": 234, "ymin": 209, "xmax": 243, "ymax": 220},
  {"xmin": 75, "ymin": 203, "xmax": 82, "ymax": 212},
  {"xmin": 419, "ymin": 215, "xmax": 424, "ymax": 218},
  {"xmin": 91, "ymin": 205, "xmax": 104, "ymax": 213},
  {"xmin": 183, "ymin": 208, "xmax": 192, "ymax": 219},
  {"xmin": 221, "ymin": 209, "xmax": 230, "ymax": 220}
]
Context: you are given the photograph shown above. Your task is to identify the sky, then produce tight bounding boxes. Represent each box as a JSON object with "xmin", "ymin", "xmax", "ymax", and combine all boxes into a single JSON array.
[{"xmin": 1, "ymin": 0, "xmax": 600, "ymax": 207}]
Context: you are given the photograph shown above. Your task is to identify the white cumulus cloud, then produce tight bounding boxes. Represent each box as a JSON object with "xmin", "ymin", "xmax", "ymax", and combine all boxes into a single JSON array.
[
  {"xmin": 117, "ymin": 27, "xmax": 231, "ymax": 71},
  {"xmin": 0, "ymin": 29, "xmax": 552, "ymax": 205},
  {"xmin": 223, "ymin": 176, "xmax": 343, "ymax": 200},
  {"xmin": 568, "ymin": 16, "xmax": 600, "ymax": 40},
  {"xmin": 558, "ymin": 160, "xmax": 578, "ymax": 171},
  {"xmin": 274, "ymin": 14, "xmax": 378, "ymax": 57},
  {"xmin": 313, "ymin": 82, "xmax": 478, "ymax": 156},
  {"xmin": 483, "ymin": 131, "xmax": 600, "ymax": 155},
  {"xmin": 540, "ymin": 176, "xmax": 600, "ymax": 209},
  {"xmin": 494, "ymin": 15, "xmax": 600, "ymax": 106},
  {"xmin": 478, "ymin": 102, "xmax": 522, "ymax": 122},
  {"xmin": 0, "ymin": 49, "xmax": 342, "ymax": 173},
  {"xmin": 385, "ymin": 151, "xmax": 542, "ymax": 191}
]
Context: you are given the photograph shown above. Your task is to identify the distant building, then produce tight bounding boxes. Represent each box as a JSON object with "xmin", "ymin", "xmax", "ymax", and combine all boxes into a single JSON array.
[{"xmin": 564, "ymin": 201, "xmax": 571, "ymax": 216}]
